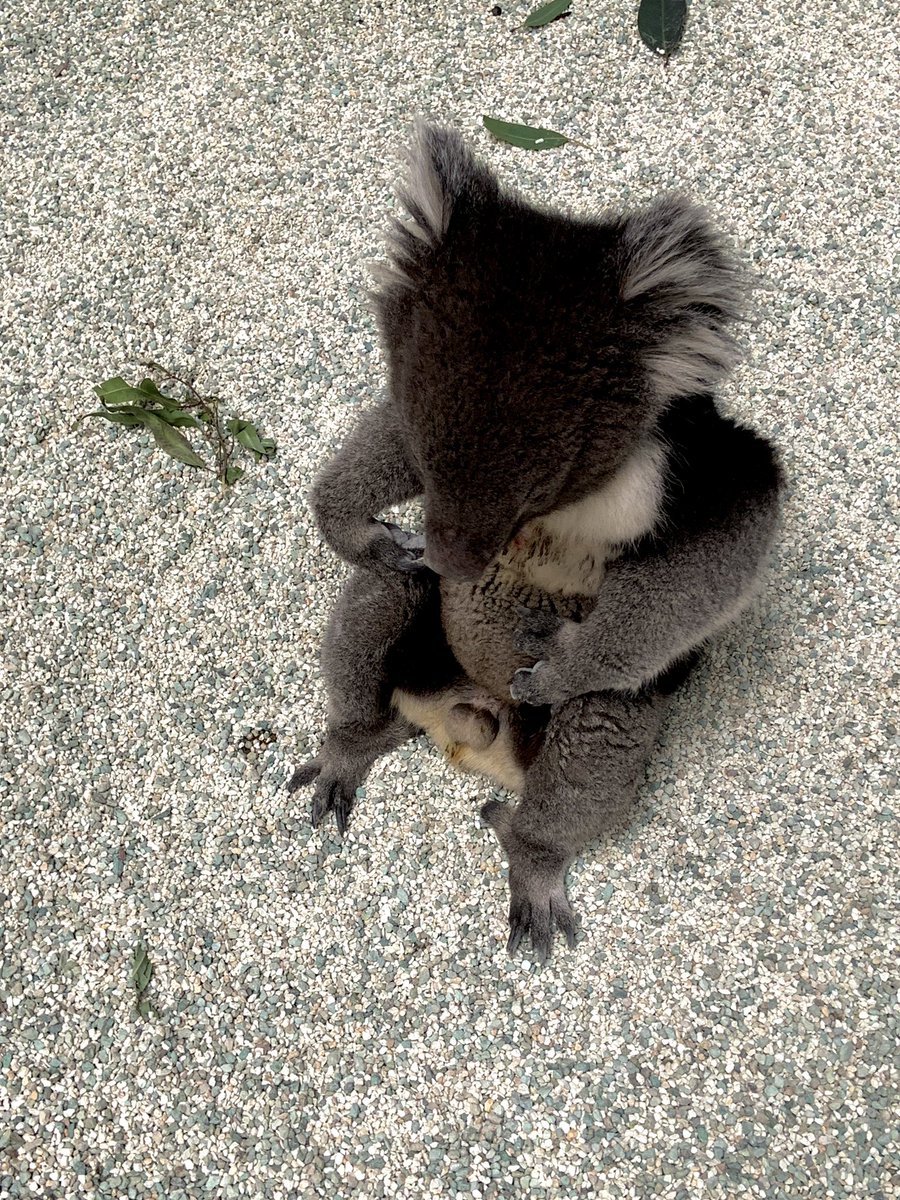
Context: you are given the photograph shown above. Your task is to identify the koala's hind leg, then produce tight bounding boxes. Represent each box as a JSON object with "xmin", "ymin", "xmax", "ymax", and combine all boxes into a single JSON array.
[
  {"xmin": 288, "ymin": 566, "xmax": 449, "ymax": 833},
  {"xmin": 482, "ymin": 686, "xmax": 673, "ymax": 962}
]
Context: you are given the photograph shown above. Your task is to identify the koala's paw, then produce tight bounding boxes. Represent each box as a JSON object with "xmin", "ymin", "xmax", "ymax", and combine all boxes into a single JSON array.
[
  {"xmin": 369, "ymin": 520, "xmax": 428, "ymax": 574},
  {"xmin": 513, "ymin": 605, "xmax": 564, "ymax": 659},
  {"xmin": 481, "ymin": 802, "xmax": 578, "ymax": 963},
  {"xmin": 287, "ymin": 758, "xmax": 357, "ymax": 835},
  {"xmin": 510, "ymin": 662, "xmax": 568, "ymax": 707}
]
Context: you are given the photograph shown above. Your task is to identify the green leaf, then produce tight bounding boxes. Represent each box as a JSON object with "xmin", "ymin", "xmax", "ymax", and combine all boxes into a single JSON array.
[
  {"xmin": 482, "ymin": 116, "xmax": 570, "ymax": 151},
  {"xmin": 139, "ymin": 411, "xmax": 208, "ymax": 468},
  {"xmin": 137, "ymin": 998, "xmax": 150, "ymax": 1018},
  {"xmin": 259, "ymin": 437, "xmax": 276, "ymax": 459},
  {"xmin": 524, "ymin": 0, "xmax": 572, "ymax": 28},
  {"xmin": 224, "ymin": 465, "xmax": 245, "ymax": 486},
  {"xmin": 131, "ymin": 943, "xmax": 153, "ymax": 995},
  {"xmin": 638, "ymin": 0, "xmax": 687, "ymax": 59},
  {"xmin": 238, "ymin": 425, "xmax": 267, "ymax": 455},
  {"xmin": 94, "ymin": 377, "xmax": 153, "ymax": 408},
  {"xmin": 86, "ymin": 409, "xmax": 146, "ymax": 428},
  {"xmin": 95, "ymin": 374, "xmax": 184, "ymax": 413},
  {"xmin": 153, "ymin": 408, "xmax": 202, "ymax": 429}
]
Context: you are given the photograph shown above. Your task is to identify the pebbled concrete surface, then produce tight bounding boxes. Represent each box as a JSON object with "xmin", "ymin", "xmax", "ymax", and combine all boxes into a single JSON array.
[{"xmin": 1, "ymin": 1, "xmax": 897, "ymax": 1197}]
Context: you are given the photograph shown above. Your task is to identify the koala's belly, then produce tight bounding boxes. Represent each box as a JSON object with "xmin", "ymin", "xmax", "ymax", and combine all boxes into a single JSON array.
[{"xmin": 440, "ymin": 566, "xmax": 594, "ymax": 703}]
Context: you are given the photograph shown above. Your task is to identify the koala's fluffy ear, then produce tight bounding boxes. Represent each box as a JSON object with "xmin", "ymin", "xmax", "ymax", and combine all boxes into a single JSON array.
[
  {"xmin": 619, "ymin": 196, "xmax": 746, "ymax": 400},
  {"xmin": 372, "ymin": 121, "xmax": 500, "ymax": 292}
]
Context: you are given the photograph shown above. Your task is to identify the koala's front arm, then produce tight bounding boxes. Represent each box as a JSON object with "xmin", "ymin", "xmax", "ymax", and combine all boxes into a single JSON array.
[
  {"xmin": 310, "ymin": 400, "xmax": 425, "ymax": 572},
  {"xmin": 512, "ymin": 404, "xmax": 785, "ymax": 703}
]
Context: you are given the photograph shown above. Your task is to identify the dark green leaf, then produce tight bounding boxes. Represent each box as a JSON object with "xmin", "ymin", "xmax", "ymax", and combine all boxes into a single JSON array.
[
  {"xmin": 225, "ymin": 418, "xmax": 249, "ymax": 435},
  {"xmin": 95, "ymin": 374, "xmax": 184, "ymax": 413},
  {"xmin": 139, "ymin": 411, "xmax": 208, "ymax": 468},
  {"xmin": 236, "ymin": 423, "xmax": 267, "ymax": 455},
  {"xmin": 150, "ymin": 393, "xmax": 188, "ymax": 413},
  {"xmin": 259, "ymin": 437, "xmax": 277, "ymax": 459},
  {"xmin": 87, "ymin": 409, "xmax": 146, "ymax": 428},
  {"xmin": 94, "ymin": 377, "xmax": 153, "ymax": 408},
  {"xmin": 224, "ymin": 465, "xmax": 245, "ymax": 486},
  {"xmin": 482, "ymin": 116, "xmax": 570, "ymax": 151},
  {"xmin": 638, "ymin": 0, "xmax": 687, "ymax": 59},
  {"xmin": 153, "ymin": 408, "xmax": 202, "ymax": 429},
  {"xmin": 524, "ymin": 0, "xmax": 571, "ymax": 28},
  {"xmin": 137, "ymin": 998, "xmax": 150, "ymax": 1018}
]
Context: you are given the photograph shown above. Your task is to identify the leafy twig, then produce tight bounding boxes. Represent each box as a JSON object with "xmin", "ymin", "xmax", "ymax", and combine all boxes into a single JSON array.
[{"xmin": 81, "ymin": 363, "xmax": 276, "ymax": 490}]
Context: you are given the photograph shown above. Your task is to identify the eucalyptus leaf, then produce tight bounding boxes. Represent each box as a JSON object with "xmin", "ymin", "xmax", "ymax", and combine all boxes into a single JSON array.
[
  {"xmin": 94, "ymin": 377, "xmax": 153, "ymax": 408},
  {"xmin": 482, "ymin": 116, "xmax": 570, "ymax": 151},
  {"xmin": 236, "ymin": 423, "xmax": 267, "ymax": 455},
  {"xmin": 139, "ymin": 411, "xmax": 208, "ymax": 468},
  {"xmin": 638, "ymin": 0, "xmax": 687, "ymax": 59},
  {"xmin": 224, "ymin": 465, "xmax": 245, "ymax": 486},
  {"xmin": 95, "ymin": 375, "xmax": 182, "ymax": 412},
  {"xmin": 87, "ymin": 409, "xmax": 146, "ymax": 428},
  {"xmin": 131, "ymin": 944, "xmax": 153, "ymax": 994},
  {"xmin": 153, "ymin": 408, "xmax": 202, "ymax": 429},
  {"xmin": 149, "ymin": 392, "xmax": 188, "ymax": 413},
  {"xmin": 524, "ymin": 0, "xmax": 572, "ymax": 28}
]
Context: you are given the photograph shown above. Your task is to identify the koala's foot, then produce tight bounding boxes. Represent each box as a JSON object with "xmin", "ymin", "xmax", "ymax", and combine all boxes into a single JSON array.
[
  {"xmin": 288, "ymin": 717, "xmax": 415, "ymax": 835},
  {"xmin": 286, "ymin": 757, "xmax": 360, "ymax": 834},
  {"xmin": 481, "ymin": 800, "xmax": 578, "ymax": 962}
]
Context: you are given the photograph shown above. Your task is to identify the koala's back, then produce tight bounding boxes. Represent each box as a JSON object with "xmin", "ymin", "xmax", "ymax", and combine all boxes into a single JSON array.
[{"xmin": 441, "ymin": 438, "xmax": 668, "ymax": 700}]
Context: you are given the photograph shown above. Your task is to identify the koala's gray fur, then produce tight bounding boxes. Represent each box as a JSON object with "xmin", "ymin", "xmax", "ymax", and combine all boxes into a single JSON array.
[{"xmin": 289, "ymin": 122, "xmax": 784, "ymax": 961}]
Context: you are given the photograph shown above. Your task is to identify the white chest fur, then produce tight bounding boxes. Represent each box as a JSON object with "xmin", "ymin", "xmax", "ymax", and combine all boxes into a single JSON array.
[{"xmin": 499, "ymin": 440, "xmax": 667, "ymax": 597}]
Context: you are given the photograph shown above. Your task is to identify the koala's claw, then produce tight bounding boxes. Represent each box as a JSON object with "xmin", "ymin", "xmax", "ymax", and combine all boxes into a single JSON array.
[
  {"xmin": 287, "ymin": 759, "xmax": 356, "ymax": 834},
  {"xmin": 506, "ymin": 890, "xmax": 578, "ymax": 962},
  {"xmin": 482, "ymin": 801, "xmax": 578, "ymax": 962},
  {"xmin": 372, "ymin": 521, "xmax": 428, "ymax": 573},
  {"xmin": 310, "ymin": 775, "xmax": 356, "ymax": 834}
]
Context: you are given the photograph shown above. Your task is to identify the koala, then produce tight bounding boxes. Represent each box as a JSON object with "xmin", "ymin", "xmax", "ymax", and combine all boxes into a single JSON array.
[{"xmin": 289, "ymin": 122, "xmax": 784, "ymax": 961}]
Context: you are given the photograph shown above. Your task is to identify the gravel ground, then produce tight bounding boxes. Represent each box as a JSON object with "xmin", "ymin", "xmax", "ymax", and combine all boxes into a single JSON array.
[{"xmin": 1, "ymin": 1, "xmax": 898, "ymax": 1197}]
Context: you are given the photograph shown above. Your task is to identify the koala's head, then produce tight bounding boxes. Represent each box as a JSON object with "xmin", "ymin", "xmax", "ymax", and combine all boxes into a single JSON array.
[{"xmin": 371, "ymin": 122, "xmax": 744, "ymax": 582}]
